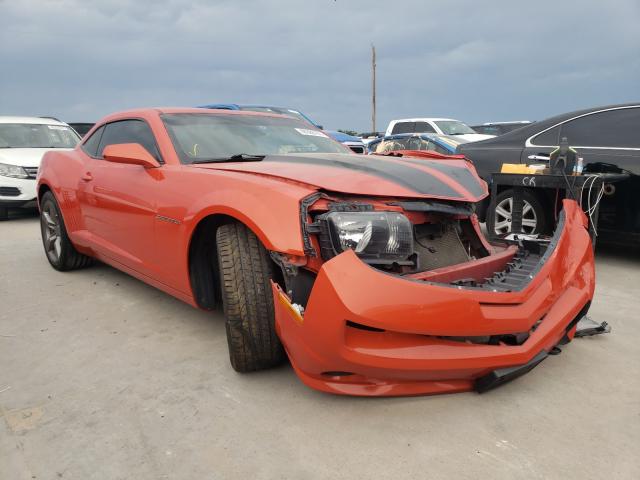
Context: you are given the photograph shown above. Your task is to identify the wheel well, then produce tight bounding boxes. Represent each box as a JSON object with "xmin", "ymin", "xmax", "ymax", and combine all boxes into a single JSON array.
[
  {"xmin": 38, "ymin": 184, "xmax": 51, "ymax": 204},
  {"xmin": 495, "ymin": 185, "xmax": 554, "ymax": 210},
  {"xmin": 491, "ymin": 186, "xmax": 555, "ymax": 235},
  {"xmin": 188, "ymin": 214, "xmax": 285, "ymax": 310}
]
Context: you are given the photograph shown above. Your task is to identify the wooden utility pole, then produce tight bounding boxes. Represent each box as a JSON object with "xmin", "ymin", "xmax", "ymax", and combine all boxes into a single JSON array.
[{"xmin": 371, "ymin": 43, "xmax": 376, "ymax": 134}]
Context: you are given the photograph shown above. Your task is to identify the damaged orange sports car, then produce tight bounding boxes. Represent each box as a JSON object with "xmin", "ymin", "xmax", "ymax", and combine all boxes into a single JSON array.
[{"xmin": 37, "ymin": 108, "xmax": 595, "ymax": 396}]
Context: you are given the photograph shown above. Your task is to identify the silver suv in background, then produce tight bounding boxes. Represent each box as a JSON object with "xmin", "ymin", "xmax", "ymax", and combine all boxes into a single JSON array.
[{"xmin": 0, "ymin": 116, "xmax": 80, "ymax": 219}]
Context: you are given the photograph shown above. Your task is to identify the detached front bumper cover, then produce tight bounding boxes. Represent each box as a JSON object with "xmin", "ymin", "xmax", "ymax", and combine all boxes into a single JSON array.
[{"xmin": 273, "ymin": 200, "xmax": 595, "ymax": 396}]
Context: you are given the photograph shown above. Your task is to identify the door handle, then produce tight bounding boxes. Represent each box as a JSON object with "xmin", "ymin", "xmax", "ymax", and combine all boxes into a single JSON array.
[
  {"xmin": 527, "ymin": 154, "xmax": 550, "ymax": 161},
  {"xmin": 81, "ymin": 172, "xmax": 93, "ymax": 182}
]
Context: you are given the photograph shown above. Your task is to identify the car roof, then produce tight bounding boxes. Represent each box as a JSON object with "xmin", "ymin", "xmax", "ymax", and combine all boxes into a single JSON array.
[
  {"xmin": 327, "ymin": 130, "xmax": 363, "ymax": 142},
  {"xmin": 464, "ymin": 102, "xmax": 640, "ymax": 147},
  {"xmin": 99, "ymin": 107, "xmax": 292, "ymax": 123},
  {"xmin": 0, "ymin": 116, "xmax": 68, "ymax": 125},
  {"xmin": 201, "ymin": 103, "xmax": 302, "ymax": 110},
  {"xmin": 199, "ymin": 103, "xmax": 241, "ymax": 109},
  {"xmin": 390, "ymin": 118, "xmax": 456, "ymax": 123},
  {"xmin": 243, "ymin": 104, "xmax": 302, "ymax": 111},
  {"xmin": 476, "ymin": 121, "xmax": 532, "ymax": 126}
]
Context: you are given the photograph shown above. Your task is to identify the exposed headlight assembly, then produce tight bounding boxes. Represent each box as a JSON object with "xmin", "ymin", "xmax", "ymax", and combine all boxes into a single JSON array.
[
  {"xmin": 0, "ymin": 163, "xmax": 28, "ymax": 179},
  {"xmin": 316, "ymin": 211, "xmax": 414, "ymax": 265}
]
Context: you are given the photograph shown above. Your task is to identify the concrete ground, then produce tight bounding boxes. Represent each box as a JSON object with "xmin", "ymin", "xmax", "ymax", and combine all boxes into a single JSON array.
[{"xmin": 1, "ymin": 210, "xmax": 639, "ymax": 480}]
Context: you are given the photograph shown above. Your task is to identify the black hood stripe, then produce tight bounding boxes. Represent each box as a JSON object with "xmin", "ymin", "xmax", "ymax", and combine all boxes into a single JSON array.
[
  {"xmin": 264, "ymin": 154, "xmax": 462, "ymax": 198},
  {"xmin": 401, "ymin": 158, "xmax": 486, "ymax": 197}
]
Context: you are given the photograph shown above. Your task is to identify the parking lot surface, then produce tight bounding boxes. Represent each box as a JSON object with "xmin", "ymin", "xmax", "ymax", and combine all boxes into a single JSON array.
[{"xmin": 1, "ymin": 212, "xmax": 639, "ymax": 480}]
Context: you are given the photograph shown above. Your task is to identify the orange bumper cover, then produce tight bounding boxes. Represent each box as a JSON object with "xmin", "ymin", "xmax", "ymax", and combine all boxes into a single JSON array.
[{"xmin": 273, "ymin": 201, "xmax": 595, "ymax": 396}]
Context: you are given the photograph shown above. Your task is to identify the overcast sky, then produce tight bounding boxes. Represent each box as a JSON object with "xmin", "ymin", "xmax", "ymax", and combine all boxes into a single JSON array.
[{"xmin": 1, "ymin": 0, "xmax": 639, "ymax": 132}]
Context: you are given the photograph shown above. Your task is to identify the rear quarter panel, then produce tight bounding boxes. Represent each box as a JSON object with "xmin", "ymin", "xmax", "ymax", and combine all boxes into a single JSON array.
[
  {"xmin": 458, "ymin": 141, "xmax": 525, "ymax": 221},
  {"xmin": 461, "ymin": 144, "xmax": 525, "ymax": 181}
]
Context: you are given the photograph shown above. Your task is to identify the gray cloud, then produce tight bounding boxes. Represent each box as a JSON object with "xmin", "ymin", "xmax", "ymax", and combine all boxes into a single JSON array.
[{"xmin": 1, "ymin": 0, "xmax": 639, "ymax": 131}]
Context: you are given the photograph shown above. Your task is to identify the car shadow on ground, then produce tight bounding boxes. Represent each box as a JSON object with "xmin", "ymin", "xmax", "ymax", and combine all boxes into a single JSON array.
[
  {"xmin": 1, "ymin": 207, "xmax": 39, "ymax": 222},
  {"xmin": 3, "ymin": 210, "xmax": 636, "ymax": 404},
  {"xmin": 595, "ymin": 242, "xmax": 640, "ymax": 264}
]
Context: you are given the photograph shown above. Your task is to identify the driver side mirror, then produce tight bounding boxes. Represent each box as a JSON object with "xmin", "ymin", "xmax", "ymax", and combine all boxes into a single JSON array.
[{"xmin": 103, "ymin": 143, "xmax": 160, "ymax": 168}]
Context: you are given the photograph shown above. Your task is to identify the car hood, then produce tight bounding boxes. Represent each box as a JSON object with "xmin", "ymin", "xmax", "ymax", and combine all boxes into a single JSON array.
[
  {"xmin": 191, "ymin": 153, "xmax": 487, "ymax": 202},
  {"xmin": 325, "ymin": 130, "xmax": 364, "ymax": 144},
  {"xmin": 456, "ymin": 133, "xmax": 495, "ymax": 142},
  {"xmin": 0, "ymin": 148, "xmax": 72, "ymax": 167}
]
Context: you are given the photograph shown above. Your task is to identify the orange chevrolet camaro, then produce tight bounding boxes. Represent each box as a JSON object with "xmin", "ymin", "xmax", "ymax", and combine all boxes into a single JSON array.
[{"xmin": 36, "ymin": 108, "xmax": 595, "ymax": 396}]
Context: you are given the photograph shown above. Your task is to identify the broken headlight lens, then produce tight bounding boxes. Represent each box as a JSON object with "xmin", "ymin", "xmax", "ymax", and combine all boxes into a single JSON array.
[{"xmin": 324, "ymin": 211, "xmax": 413, "ymax": 262}]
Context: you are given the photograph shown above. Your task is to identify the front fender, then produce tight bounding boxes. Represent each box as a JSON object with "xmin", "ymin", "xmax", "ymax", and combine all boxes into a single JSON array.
[
  {"xmin": 37, "ymin": 151, "xmax": 86, "ymax": 234},
  {"xmin": 182, "ymin": 171, "xmax": 317, "ymax": 255}
]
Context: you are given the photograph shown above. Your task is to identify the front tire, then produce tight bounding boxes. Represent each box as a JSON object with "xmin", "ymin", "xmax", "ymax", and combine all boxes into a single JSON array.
[
  {"xmin": 39, "ymin": 191, "xmax": 93, "ymax": 271},
  {"xmin": 216, "ymin": 223, "xmax": 285, "ymax": 372},
  {"xmin": 0, "ymin": 206, "xmax": 8, "ymax": 221},
  {"xmin": 487, "ymin": 189, "xmax": 549, "ymax": 237}
]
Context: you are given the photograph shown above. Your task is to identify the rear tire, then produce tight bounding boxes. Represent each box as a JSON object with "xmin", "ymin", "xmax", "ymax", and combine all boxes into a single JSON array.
[
  {"xmin": 39, "ymin": 191, "xmax": 93, "ymax": 271},
  {"xmin": 216, "ymin": 223, "xmax": 285, "ymax": 372},
  {"xmin": 487, "ymin": 189, "xmax": 549, "ymax": 237}
]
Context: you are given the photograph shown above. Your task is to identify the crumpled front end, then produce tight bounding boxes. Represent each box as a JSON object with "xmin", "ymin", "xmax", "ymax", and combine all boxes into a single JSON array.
[{"xmin": 273, "ymin": 200, "xmax": 595, "ymax": 396}]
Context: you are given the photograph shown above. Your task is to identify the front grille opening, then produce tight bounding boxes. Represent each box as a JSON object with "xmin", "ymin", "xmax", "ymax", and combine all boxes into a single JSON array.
[
  {"xmin": 346, "ymin": 320, "xmax": 385, "ymax": 332},
  {"xmin": 321, "ymin": 371, "xmax": 355, "ymax": 377},
  {"xmin": 0, "ymin": 187, "xmax": 21, "ymax": 197},
  {"xmin": 440, "ymin": 332, "xmax": 530, "ymax": 346}
]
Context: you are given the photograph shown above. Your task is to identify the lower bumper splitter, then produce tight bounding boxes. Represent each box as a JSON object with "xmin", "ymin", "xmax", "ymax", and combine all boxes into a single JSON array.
[{"xmin": 474, "ymin": 350, "xmax": 548, "ymax": 393}]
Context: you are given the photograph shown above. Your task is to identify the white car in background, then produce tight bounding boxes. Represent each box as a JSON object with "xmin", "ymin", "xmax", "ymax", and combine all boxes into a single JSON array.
[
  {"xmin": 385, "ymin": 117, "xmax": 494, "ymax": 142},
  {"xmin": 0, "ymin": 116, "xmax": 80, "ymax": 219}
]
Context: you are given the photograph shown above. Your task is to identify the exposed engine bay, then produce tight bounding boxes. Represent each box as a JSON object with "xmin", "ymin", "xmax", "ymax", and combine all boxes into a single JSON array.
[{"xmin": 272, "ymin": 193, "xmax": 557, "ymax": 310}]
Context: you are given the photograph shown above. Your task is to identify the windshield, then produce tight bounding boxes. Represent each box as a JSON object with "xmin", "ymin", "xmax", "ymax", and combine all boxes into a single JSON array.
[
  {"xmin": 162, "ymin": 113, "xmax": 350, "ymax": 164},
  {"xmin": 0, "ymin": 123, "xmax": 80, "ymax": 148},
  {"xmin": 433, "ymin": 120, "xmax": 476, "ymax": 135},
  {"xmin": 239, "ymin": 106, "xmax": 315, "ymax": 126}
]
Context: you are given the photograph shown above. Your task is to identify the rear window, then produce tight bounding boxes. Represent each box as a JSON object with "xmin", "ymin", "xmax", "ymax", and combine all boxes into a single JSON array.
[
  {"xmin": 390, "ymin": 122, "xmax": 436, "ymax": 135},
  {"xmin": 413, "ymin": 122, "xmax": 436, "ymax": 133},
  {"xmin": 390, "ymin": 122, "xmax": 415, "ymax": 135},
  {"xmin": 473, "ymin": 125, "xmax": 502, "ymax": 136},
  {"xmin": 531, "ymin": 125, "xmax": 561, "ymax": 146}
]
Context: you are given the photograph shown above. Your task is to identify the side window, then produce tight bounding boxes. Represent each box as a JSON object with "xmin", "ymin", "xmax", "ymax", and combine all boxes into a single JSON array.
[
  {"xmin": 531, "ymin": 125, "xmax": 561, "ymax": 146},
  {"xmin": 430, "ymin": 142, "xmax": 450, "ymax": 155},
  {"xmin": 413, "ymin": 121, "xmax": 436, "ymax": 133},
  {"xmin": 97, "ymin": 119, "xmax": 162, "ymax": 161},
  {"xmin": 391, "ymin": 122, "xmax": 414, "ymax": 135},
  {"xmin": 560, "ymin": 108, "xmax": 640, "ymax": 148},
  {"xmin": 475, "ymin": 126, "xmax": 500, "ymax": 136},
  {"xmin": 81, "ymin": 125, "xmax": 105, "ymax": 157}
]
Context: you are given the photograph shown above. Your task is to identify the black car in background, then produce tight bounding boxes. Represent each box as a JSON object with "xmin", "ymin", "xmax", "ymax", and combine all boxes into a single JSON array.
[
  {"xmin": 68, "ymin": 123, "xmax": 95, "ymax": 138},
  {"xmin": 458, "ymin": 103, "xmax": 640, "ymax": 245},
  {"xmin": 471, "ymin": 121, "xmax": 533, "ymax": 136}
]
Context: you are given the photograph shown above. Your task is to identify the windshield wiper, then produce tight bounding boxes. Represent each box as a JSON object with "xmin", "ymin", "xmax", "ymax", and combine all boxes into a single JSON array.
[{"xmin": 190, "ymin": 154, "xmax": 265, "ymax": 164}]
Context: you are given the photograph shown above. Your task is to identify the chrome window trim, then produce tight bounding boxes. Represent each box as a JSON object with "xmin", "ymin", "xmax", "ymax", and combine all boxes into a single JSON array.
[{"xmin": 525, "ymin": 105, "xmax": 640, "ymax": 150}]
